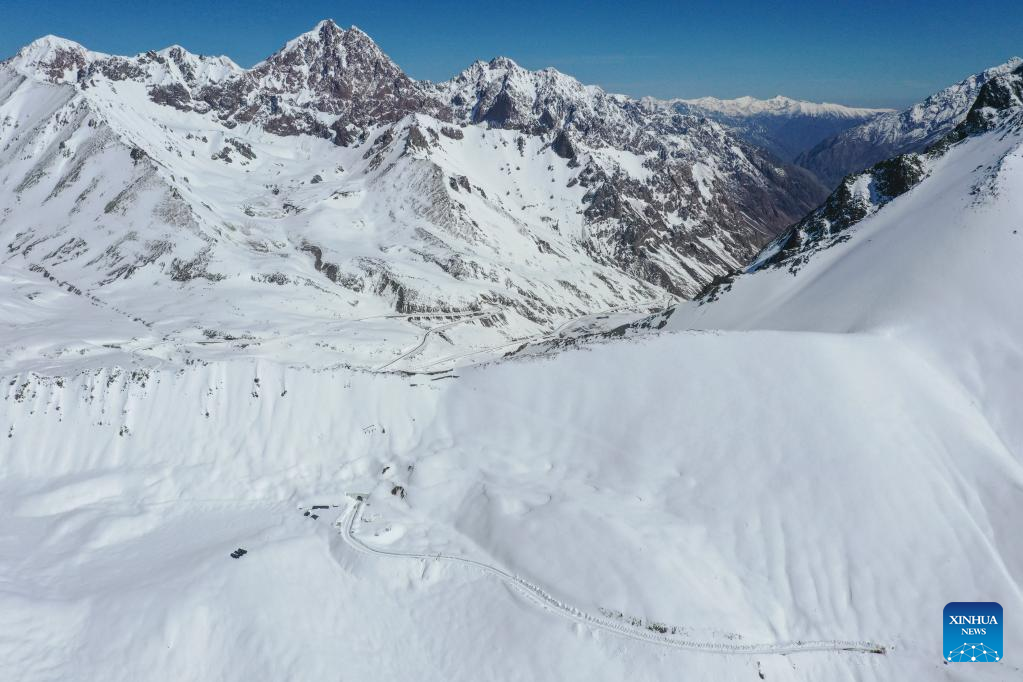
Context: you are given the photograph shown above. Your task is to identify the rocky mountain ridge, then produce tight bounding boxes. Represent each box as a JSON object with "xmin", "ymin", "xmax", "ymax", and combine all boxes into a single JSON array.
[
  {"xmin": 1, "ymin": 19, "xmax": 828, "ymax": 372},
  {"xmin": 695, "ymin": 59, "xmax": 1023, "ymax": 302},
  {"xmin": 796, "ymin": 57, "xmax": 1023, "ymax": 186}
]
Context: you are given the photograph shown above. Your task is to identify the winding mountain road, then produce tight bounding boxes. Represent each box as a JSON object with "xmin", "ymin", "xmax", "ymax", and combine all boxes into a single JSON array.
[
  {"xmin": 407, "ymin": 298, "xmax": 675, "ymax": 373},
  {"xmin": 374, "ymin": 308, "xmax": 498, "ymax": 371},
  {"xmin": 337, "ymin": 500, "xmax": 887, "ymax": 657}
]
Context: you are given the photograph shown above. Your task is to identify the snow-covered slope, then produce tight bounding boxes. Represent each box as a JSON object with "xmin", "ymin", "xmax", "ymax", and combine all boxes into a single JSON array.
[
  {"xmin": 3, "ymin": 21, "xmax": 1022, "ymax": 682},
  {"xmin": 7, "ymin": 314, "xmax": 1020, "ymax": 681},
  {"xmin": 679, "ymin": 59, "xmax": 1023, "ymax": 458},
  {"xmin": 797, "ymin": 57, "xmax": 1023, "ymax": 186},
  {"xmin": 671, "ymin": 95, "xmax": 890, "ymax": 164},
  {"xmin": 438, "ymin": 56, "xmax": 828, "ymax": 280},
  {"xmin": 0, "ymin": 21, "xmax": 830, "ymax": 373},
  {"xmin": 5, "ymin": 93, "xmax": 1022, "ymax": 675}
]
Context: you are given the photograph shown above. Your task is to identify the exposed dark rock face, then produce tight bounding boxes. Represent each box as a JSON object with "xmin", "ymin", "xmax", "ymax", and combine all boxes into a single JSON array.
[
  {"xmin": 404, "ymin": 126, "xmax": 432, "ymax": 153},
  {"xmin": 34, "ymin": 44, "xmax": 88, "ymax": 81},
  {"xmin": 478, "ymin": 89, "xmax": 517, "ymax": 125},
  {"xmin": 764, "ymin": 155, "xmax": 925, "ymax": 272},
  {"xmin": 300, "ymin": 243, "xmax": 341, "ymax": 283},
  {"xmin": 149, "ymin": 83, "xmax": 192, "ymax": 111},
  {"xmin": 194, "ymin": 21, "xmax": 451, "ymax": 145},
  {"xmin": 941, "ymin": 62, "xmax": 1023, "ymax": 144},
  {"xmin": 550, "ymin": 130, "xmax": 576, "ymax": 159}
]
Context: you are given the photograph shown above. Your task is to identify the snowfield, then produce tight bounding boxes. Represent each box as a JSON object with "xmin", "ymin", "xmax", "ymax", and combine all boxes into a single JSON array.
[
  {"xmin": 2, "ymin": 21, "xmax": 1023, "ymax": 682},
  {"xmin": 3, "ymin": 323, "xmax": 1019, "ymax": 680}
]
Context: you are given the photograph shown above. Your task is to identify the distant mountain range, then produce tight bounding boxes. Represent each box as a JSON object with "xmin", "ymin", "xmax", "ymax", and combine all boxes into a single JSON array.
[{"xmin": 667, "ymin": 95, "xmax": 891, "ymax": 163}]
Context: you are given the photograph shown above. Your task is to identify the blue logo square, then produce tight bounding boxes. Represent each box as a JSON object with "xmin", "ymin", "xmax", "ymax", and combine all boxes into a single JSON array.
[{"xmin": 944, "ymin": 602, "xmax": 1003, "ymax": 662}]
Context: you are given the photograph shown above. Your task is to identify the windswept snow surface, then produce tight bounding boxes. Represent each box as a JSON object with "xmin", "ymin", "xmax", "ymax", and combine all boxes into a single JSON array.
[
  {"xmin": 340, "ymin": 499, "xmax": 884, "ymax": 655},
  {"xmin": 675, "ymin": 106, "xmax": 1023, "ymax": 460},
  {"xmin": 2, "ymin": 324, "xmax": 1018, "ymax": 680},
  {"xmin": 4, "ymin": 118, "xmax": 1022, "ymax": 682}
]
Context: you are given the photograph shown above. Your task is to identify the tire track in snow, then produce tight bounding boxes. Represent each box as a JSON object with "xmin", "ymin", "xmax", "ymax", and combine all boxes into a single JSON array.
[{"xmin": 337, "ymin": 501, "xmax": 887, "ymax": 656}]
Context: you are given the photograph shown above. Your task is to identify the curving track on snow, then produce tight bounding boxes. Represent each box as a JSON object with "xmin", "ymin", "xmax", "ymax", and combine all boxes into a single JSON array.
[{"xmin": 337, "ymin": 500, "xmax": 887, "ymax": 656}]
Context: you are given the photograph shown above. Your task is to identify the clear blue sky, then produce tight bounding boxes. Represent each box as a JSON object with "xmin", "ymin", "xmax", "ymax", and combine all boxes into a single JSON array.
[{"xmin": 2, "ymin": 0, "xmax": 1021, "ymax": 108}]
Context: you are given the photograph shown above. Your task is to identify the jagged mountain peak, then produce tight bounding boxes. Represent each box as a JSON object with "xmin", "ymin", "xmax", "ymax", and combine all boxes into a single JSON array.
[
  {"xmin": 315, "ymin": 17, "xmax": 342, "ymax": 32},
  {"xmin": 6, "ymin": 34, "xmax": 97, "ymax": 82},
  {"xmin": 4, "ymin": 33, "xmax": 243, "ymax": 90},
  {"xmin": 452, "ymin": 55, "xmax": 587, "ymax": 93},
  {"xmin": 486, "ymin": 55, "xmax": 521, "ymax": 70},
  {"xmin": 197, "ymin": 19, "xmax": 446, "ymax": 143},
  {"xmin": 948, "ymin": 58, "xmax": 1023, "ymax": 136},
  {"xmin": 155, "ymin": 45, "xmax": 241, "ymax": 69},
  {"xmin": 15, "ymin": 34, "xmax": 91, "ymax": 58},
  {"xmin": 476, "ymin": 55, "xmax": 574, "ymax": 80},
  {"xmin": 903, "ymin": 56, "xmax": 1022, "ymax": 121},
  {"xmin": 444, "ymin": 56, "xmax": 613, "ymax": 133},
  {"xmin": 255, "ymin": 19, "xmax": 402, "ymax": 78},
  {"xmin": 0, "ymin": 20, "xmax": 824, "ymax": 342},
  {"xmin": 982, "ymin": 55, "xmax": 1023, "ymax": 75},
  {"xmin": 279, "ymin": 18, "xmax": 345, "ymax": 47},
  {"xmin": 151, "ymin": 45, "xmax": 243, "ymax": 87}
]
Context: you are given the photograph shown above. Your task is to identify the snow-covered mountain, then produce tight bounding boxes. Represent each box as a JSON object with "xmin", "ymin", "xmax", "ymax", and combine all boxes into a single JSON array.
[
  {"xmin": 722, "ymin": 59, "xmax": 1023, "ymax": 279},
  {"xmin": 679, "ymin": 95, "xmax": 883, "ymax": 119},
  {"xmin": 669, "ymin": 95, "xmax": 890, "ymax": 164},
  {"xmin": 797, "ymin": 57, "xmax": 1023, "ymax": 186},
  {"xmin": 602, "ymin": 59, "xmax": 1023, "ymax": 674},
  {"xmin": 4, "ymin": 20, "xmax": 1023, "ymax": 682},
  {"xmin": 0, "ymin": 21, "xmax": 830, "ymax": 373},
  {"xmin": 4, "ymin": 55, "xmax": 1022, "ymax": 681}
]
